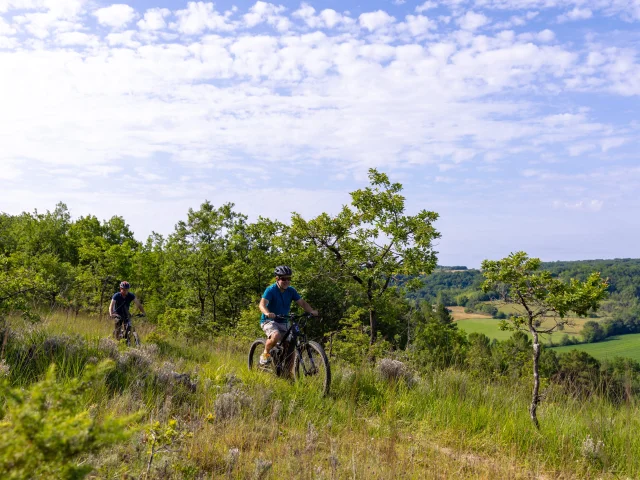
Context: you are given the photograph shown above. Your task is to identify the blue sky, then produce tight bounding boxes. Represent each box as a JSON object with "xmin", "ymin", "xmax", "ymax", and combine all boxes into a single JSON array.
[{"xmin": 1, "ymin": 0, "xmax": 639, "ymax": 268}]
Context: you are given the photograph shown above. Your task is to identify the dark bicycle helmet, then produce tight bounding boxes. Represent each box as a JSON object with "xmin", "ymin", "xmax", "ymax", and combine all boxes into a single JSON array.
[
  {"xmin": 119, "ymin": 281, "xmax": 131, "ymax": 289},
  {"xmin": 274, "ymin": 265, "xmax": 292, "ymax": 277}
]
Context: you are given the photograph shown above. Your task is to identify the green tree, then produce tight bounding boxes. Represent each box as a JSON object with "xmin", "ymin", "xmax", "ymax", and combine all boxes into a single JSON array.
[
  {"xmin": 66, "ymin": 214, "xmax": 141, "ymax": 317},
  {"xmin": 481, "ymin": 251, "xmax": 608, "ymax": 428},
  {"xmin": 581, "ymin": 320, "xmax": 606, "ymax": 343},
  {"xmin": 291, "ymin": 169, "xmax": 440, "ymax": 345},
  {"xmin": 465, "ymin": 332, "xmax": 494, "ymax": 377},
  {"xmin": 163, "ymin": 201, "xmax": 245, "ymax": 332},
  {"xmin": 411, "ymin": 302, "xmax": 467, "ymax": 369}
]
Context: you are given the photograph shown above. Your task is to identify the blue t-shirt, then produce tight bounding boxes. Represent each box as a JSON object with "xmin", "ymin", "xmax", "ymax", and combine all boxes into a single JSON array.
[
  {"xmin": 112, "ymin": 292, "xmax": 136, "ymax": 319},
  {"xmin": 260, "ymin": 283, "xmax": 301, "ymax": 324}
]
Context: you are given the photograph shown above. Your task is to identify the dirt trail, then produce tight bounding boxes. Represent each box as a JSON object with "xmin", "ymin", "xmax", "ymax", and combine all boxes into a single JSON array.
[{"xmin": 447, "ymin": 306, "xmax": 493, "ymax": 321}]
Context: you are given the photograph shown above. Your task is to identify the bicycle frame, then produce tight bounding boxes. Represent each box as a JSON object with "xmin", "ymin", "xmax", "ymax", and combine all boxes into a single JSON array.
[
  {"xmin": 113, "ymin": 313, "xmax": 143, "ymax": 344},
  {"xmin": 270, "ymin": 313, "xmax": 317, "ymax": 376}
]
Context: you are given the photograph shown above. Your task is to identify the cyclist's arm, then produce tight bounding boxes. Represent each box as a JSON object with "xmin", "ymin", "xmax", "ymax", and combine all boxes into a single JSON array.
[
  {"xmin": 108, "ymin": 299, "xmax": 116, "ymax": 317},
  {"xmin": 133, "ymin": 297, "xmax": 146, "ymax": 315},
  {"xmin": 259, "ymin": 298, "xmax": 275, "ymax": 319},
  {"xmin": 295, "ymin": 298, "xmax": 318, "ymax": 316}
]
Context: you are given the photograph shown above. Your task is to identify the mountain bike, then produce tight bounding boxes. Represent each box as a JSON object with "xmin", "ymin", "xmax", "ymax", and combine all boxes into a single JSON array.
[
  {"xmin": 112, "ymin": 313, "xmax": 143, "ymax": 347},
  {"xmin": 248, "ymin": 313, "xmax": 331, "ymax": 397}
]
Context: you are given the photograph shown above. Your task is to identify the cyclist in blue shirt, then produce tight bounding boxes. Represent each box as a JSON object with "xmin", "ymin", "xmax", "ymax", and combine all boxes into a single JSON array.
[
  {"xmin": 259, "ymin": 266, "xmax": 317, "ymax": 365},
  {"xmin": 109, "ymin": 281, "xmax": 146, "ymax": 337}
]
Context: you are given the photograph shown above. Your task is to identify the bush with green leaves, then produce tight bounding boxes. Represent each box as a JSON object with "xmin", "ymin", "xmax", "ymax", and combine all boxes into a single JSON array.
[
  {"xmin": 0, "ymin": 360, "xmax": 140, "ymax": 479},
  {"xmin": 158, "ymin": 306, "xmax": 211, "ymax": 339},
  {"xmin": 330, "ymin": 307, "xmax": 393, "ymax": 365},
  {"xmin": 410, "ymin": 304, "xmax": 468, "ymax": 370},
  {"xmin": 581, "ymin": 320, "xmax": 607, "ymax": 343}
]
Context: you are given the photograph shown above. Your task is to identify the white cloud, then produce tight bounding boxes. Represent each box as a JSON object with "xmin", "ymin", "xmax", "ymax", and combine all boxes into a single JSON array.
[
  {"xmin": 416, "ymin": 1, "xmax": 438, "ymax": 13},
  {"xmin": 537, "ymin": 29, "xmax": 555, "ymax": 42},
  {"xmin": 0, "ymin": 0, "xmax": 87, "ymax": 17},
  {"xmin": 397, "ymin": 14, "xmax": 437, "ymax": 37},
  {"xmin": 106, "ymin": 30, "xmax": 140, "ymax": 47},
  {"xmin": 293, "ymin": 3, "xmax": 318, "ymax": 26},
  {"xmin": 174, "ymin": 1, "xmax": 236, "ymax": 34},
  {"xmin": 56, "ymin": 31, "xmax": 98, "ymax": 46},
  {"xmin": 0, "ymin": 17, "xmax": 17, "ymax": 35},
  {"xmin": 435, "ymin": 175, "xmax": 456, "ymax": 183},
  {"xmin": 553, "ymin": 199, "xmax": 603, "ymax": 211},
  {"xmin": 457, "ymin": 11, "xmax": 489, "ymax": 30},
  {"xmin": 292, "ymin": 4, "xmax": 351, "ymax": 29},
  {"xmin": 0, "ymin": 1, "xmax": 638, "ymax": 233},
  {"xmin": 0, "ymin": 35, "xmax": 18, "ymax": 48},
  {"xmin": 8, "ymin": 0, "xmax": 87, "ymax": 39},
  {"xmin": 359, "ymin": 10, "xmax": 396, "ymax": 31},
  {"xmin": 137, "ymin": 8, "xmax": 170, "ymax": 31},
  {"xmin": 94, "ymin": 4, "xmax": 137, "ymax": 29},
  {"xmin": 568, "ymin": 143, "xmax": 596, "ymax": 156},
  {"xmin": 0, "ymin": 161, "xmax": 22, "ymax": 180},
  {"xmin": 320, "ymin": 9, "xmax": 351, "ymax": 28},
  {"xmin": 243, "ymin": 1, "xmax": 290, "ymax": 32},
  {"xmin": 557, "ymin": 7, "xmax": 593, "ymax": 23},
  {"xmin": 600, "ymin": 137, "xmax": 626, "ymax": 151}
]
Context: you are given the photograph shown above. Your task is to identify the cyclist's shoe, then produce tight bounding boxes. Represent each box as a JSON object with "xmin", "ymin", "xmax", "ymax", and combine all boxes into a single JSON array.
[{"xmin": 259, "ymin": 353, "xmax": 272, "ymax": 366}]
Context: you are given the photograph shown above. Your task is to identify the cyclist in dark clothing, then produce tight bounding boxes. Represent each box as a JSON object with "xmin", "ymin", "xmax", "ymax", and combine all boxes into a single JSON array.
[{"xmin": 109, "ymin": 281, "xmax": 146, "ymax": 338}]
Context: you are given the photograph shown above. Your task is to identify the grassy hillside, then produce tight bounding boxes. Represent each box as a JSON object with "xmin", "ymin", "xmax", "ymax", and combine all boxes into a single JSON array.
[
  {"xmin": 455, "ymin": 318, "xmax": 516, "ymax": 342},
  {"xmin": 551, "ymin": 334, "xmax": 640, "ymax": 363},
  {"xmin": 1, "ymin": 313, "xmax": 640, "ymax": 478},
  {"xmin": 454, "ymin": 306, "xmax": 585, "ymax": 345}
]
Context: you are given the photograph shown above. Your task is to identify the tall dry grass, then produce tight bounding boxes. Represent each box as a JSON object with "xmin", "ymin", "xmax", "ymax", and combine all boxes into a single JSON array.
[{"xmin": 1, "ymin": 311, "xmax": 638, "ymax": 479}]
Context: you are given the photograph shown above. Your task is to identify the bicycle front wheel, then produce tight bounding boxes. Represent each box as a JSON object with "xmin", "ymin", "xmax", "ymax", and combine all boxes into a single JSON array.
[
  {"xmin": 248, "ymin": 339, "xmax": 276, "ymax": 375},
  {"xmin": 293, "ymin": 341, "xmax": 330, "ymax": 397}
]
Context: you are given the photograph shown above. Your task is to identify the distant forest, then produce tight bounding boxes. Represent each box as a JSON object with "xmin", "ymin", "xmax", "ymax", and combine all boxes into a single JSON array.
[
  {"xmin": 408, "ymin": 258, "xmax": 640, "ymax": 340},
  {"xmin": 412, "ymin": 258, "xmax": 640, "ymax": 303}
]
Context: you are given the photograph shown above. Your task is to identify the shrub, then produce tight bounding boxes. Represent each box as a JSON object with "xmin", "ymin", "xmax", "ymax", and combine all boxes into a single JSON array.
[
  {"xmin": 376, "ymin": 359, "xmax": 413, "ymax": 384},
  {"xmin": 331, "ymin": 308, "xmax": 393, "ymax": 365},
  {"xmin": 411, "ymin": 315, "xmax": 467, "ymax": 369},
  {"xmin": 465, "ymin": 333, "xmax": 494, "ymax": 377},
  {"xmin": 581, "ymin": 321, "xmax": 606, "ymax": 343},
  {"xmin": 158, "ymin": 307, "xmax": 211, "ymax": 339},
  {"xmin": 0, "ymin": 360, "xmax": 140, "ymax": 479},
  {"xmin": 552, "ymin": 350, "xmax": 601, "ymax": 397}
]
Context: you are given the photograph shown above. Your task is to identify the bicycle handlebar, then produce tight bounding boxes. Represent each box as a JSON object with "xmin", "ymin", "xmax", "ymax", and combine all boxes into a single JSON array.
[
  {"xmin": 111, "ymin": 313, "xmax": 145, "ymax": 319},
  {"xmin": 274, "ymin": 312, "xmax": 315, "ymax": 321}
]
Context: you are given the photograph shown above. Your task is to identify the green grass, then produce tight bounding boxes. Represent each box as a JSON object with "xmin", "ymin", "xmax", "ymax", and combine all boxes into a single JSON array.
[
  {"xmin": 551, "ymin": 333, "xmax": 640, "ymax": 362},
  {"xmin": 3, "ymin": 312, "xmax": 640, "ymax": 478},
  {"xmin": 456, "ymin": 319, "xmax": 515, "ymax": 342},
  {"xmin": 456, "ymin": 318, "xmax": 582, "ymax": 345}
]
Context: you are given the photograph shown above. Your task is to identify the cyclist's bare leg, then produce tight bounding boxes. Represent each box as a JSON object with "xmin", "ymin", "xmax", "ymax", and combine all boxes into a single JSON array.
[{"xmin": 264, "ymin": 331, "xmax": 282, "ymax": 355}]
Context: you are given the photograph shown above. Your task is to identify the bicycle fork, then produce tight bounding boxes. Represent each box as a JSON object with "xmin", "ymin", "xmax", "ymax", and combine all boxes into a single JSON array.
[{"xmin": 298, "ymin": 345, "xmax": 318, "ymax": 375}]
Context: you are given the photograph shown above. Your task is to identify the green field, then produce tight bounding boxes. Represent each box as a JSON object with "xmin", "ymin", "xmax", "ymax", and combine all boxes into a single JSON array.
[
  {"xmin": 457, "ymin": 318, "xmax": 640, "ymax": 362},
  {"xmin": 456, "ymin": 318, "xmax": 581, "ymax": 345},
  {"xmin": 550, "ymin": 333, "xmax": 640, "ymax": 362},
  {"xmin": 456, "ymin": 318, "xmax": 516, "ymax": 342}
]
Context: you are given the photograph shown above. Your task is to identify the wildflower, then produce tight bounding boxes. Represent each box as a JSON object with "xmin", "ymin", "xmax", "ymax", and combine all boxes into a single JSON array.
[
  {"xmin": 0, "ymin": 359, "xmax": 10, "ymax": 377},
  {"xmin": 226, "ymin": 448, "xmax": 240, "ymax": 476},
  {"xmin": 581, "ymin": 434, "xmax": 605, "ymax": 461},
  {"xmin": 253, "ymin": 459, "xmax": 272, "ymax": 480}
]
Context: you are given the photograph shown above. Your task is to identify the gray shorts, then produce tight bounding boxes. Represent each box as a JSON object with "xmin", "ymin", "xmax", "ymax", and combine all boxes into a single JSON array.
[{"xmin": 262, "ymin": 321, "xmax": 288, "ymax": 339}]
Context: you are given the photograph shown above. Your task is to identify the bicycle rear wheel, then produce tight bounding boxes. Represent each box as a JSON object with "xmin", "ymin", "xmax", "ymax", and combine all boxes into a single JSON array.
[
  {"xmin": 248, "ymin": 339, "xmax": 275, "ymax": 374},
  {"xmin": 293, "ymin": 341, "xmax": 331, "ymax": 397}
]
